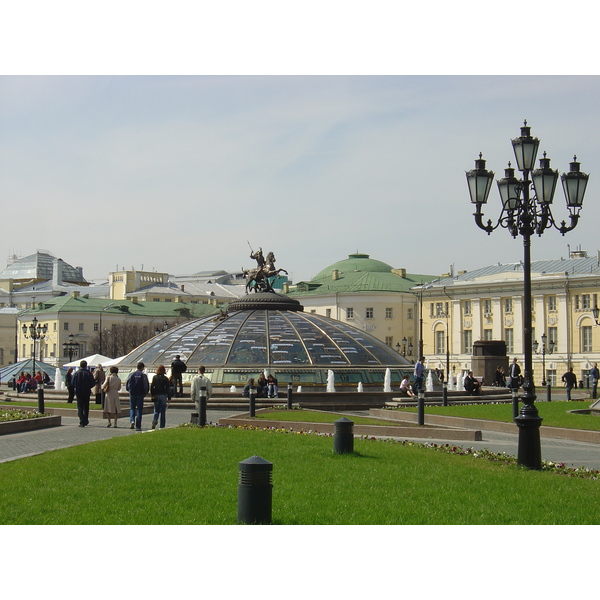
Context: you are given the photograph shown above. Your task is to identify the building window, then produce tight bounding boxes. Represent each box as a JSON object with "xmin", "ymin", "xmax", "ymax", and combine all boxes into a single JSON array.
[
  {"xmin": 484, "ymin": 299, "xmax": 492, "ymax": 316},
  {"xmin": 546, "ymin": 369, "xmax": 557, "ymax": 387},
  {"xmin": 407, "ymin": 308, "xmax": 413, "ymax": 320},
  {"xmin": 326, "ymin": 309, "xmax": 331, "ymax": 318},
  {"xmin": 385, "ymin": 307, "xmax": 393, "ymax": 319},
  {"xmin": 464, "ymin": 300, "xmax": 472, "ymax": 315},
  {"xmin": 504, "ymin": 298, "xmax": 513, "ymax": 313},
  {"xmin": 53, "ymin": 323, "xmax": 57, "ymax": 332},
  {"xmin": 435, "ymin": 330, "xmax": 445, "ymax": 354},
  {"xmin": 548, "ymin": 327, "xmax": 558, "ymax": 349},
  {"xmin": 94, "ymin": 323, "xmax": 99, "ymax": 332},
  {"xmin": 483, "ymin": 329, "xmax": 492, "ymax": 341},
  {"xmin": 434, "ymin": 302, "xmax": 448, "ymax": 317},
  {"xmin": 548, "ymin": 296, "xmax": 557, "ymax": 311},
  {"xmin": 582, "ymin": 325, "xmax": 592, "ymax": 352},
  {"xmin": 504, "ymin": 328, "xmax": 514, "ymax": 354},
  {"xmin": 366, "ymin": 308, "xmax": 374, "ymax": 319},
  {"xmin": 464, "ymin": 330, "xmax": 473, "ymax": 354},
  {"xmin": 153, "ymin": 298, "xmax": 160, "ymax": 302},
  {"xmin": 385, "ymin": 336, "xmax": 393, "ymax": 347},
  {"xmin": 79, "ymin": 323, "xmax": 84, "ymax": 331},
  {"xmin": 346, "ymin": 307, "xmax": 354, "ymax": 319},
  {"xmin": 64, "ymin": 322, "xmax": 69, "ymax": 331}
]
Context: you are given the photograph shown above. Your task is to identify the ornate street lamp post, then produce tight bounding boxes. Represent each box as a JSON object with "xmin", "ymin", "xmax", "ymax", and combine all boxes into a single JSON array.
[
  {"xmin": 22, "ymin": 316, "xmax": 48, "ymax": 413},
  {"xmin": 63, "ymin": 333, "xmax": 78, "ymax": 362},
  {"xmin": 466, "ymin": 121, "xmax": 589, "ymax": 469},
  {"xmin": 533, "ymin": 333, "xmax": 555, "ymax": 387}
]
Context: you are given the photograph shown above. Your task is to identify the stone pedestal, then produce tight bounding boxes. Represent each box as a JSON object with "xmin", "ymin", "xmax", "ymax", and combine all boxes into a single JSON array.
[{"xmin": 471, "ymin": 340, "xmax": 508, "ymax": 385}]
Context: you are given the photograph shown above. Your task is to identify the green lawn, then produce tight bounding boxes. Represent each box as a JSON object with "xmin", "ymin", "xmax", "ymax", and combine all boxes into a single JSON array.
[
  {"xmin": 255, "ymin": 409, "xmax": 420, "ymax": 427},
  {"xmin": 393, "ymin": 400, "xmax": 600, "ymax": 430},
  {"xmin": 0, "ymin": 426, "xmax": 598, "ymax": 525}
]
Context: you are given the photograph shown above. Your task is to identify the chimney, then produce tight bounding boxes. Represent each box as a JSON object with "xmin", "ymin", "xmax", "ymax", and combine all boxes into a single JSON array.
[
  {"xmin": 332, "ymin": 269, "xmax": 339, "ymax": 280},
  {"xmin": 71, "ymin": 291, "xmax": 80, "ymax": 299},
  {"xmin": 131, "ymin": 296, "xmax": 138, "ymax": 304},
  {"xmin": 53, "ymin": 258, "xmax": 64, "ymax": 286}
]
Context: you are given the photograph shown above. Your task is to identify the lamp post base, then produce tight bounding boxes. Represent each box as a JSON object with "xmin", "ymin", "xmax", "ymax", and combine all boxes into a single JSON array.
[{"xmin": 515, "ymin": 403, "xmax": 543, "ymax": 470}]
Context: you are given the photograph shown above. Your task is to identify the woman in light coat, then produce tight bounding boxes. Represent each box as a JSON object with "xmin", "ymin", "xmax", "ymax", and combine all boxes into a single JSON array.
[{"xmin": 103, "ymin": 366, "xmax": 122, "ymax": 427}]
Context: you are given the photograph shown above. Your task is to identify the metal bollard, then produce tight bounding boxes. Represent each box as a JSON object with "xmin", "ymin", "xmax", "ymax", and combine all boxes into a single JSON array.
[
  {"xmin": 199, "ymin": 385, "xmax": 207, "ymax": 426},
  {"xmin": 249, "ymin": 384, "xmax": 256, "ymax": 417},
  {"xmin": 512, "ymin": 388, "xmax": 519, "ymax": 419},
  {"xmin": 546, "ymin": 383, "xmax": 552, "ymax": 402},
  {"xmin": 37, "ymin": 381, "xmax": 45, "ymax": 414},
  {"xmin": 417, "ymin": 390, "xmax": 425, "ymax": 426},
  {"xmin": 442, "ymin": 382, "xmax": 448, "ymax": 407},
  {"xmin": 286, "ymin": 382, "xmax": 293, "ymax": 410},
  {"xmin": 238, "ymin": 456, "xmax": 273, "ymax": 525},
  {"xmin": 334, "ymin": 417, "xmax": 354, "ymax": 454}
]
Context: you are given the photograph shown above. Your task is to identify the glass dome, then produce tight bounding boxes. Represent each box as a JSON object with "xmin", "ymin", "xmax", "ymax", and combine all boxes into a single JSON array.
[{"xmin": 116, "ymin": 301, "xmax": 412, "ymax": 387}]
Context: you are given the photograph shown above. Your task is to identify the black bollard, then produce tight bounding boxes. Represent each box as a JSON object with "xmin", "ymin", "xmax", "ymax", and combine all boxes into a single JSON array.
[
  {"xmin": 334, "ymin": 417, "xmax": 354, "ymax": 454},
  {"xmin": 512, "ymin": 388, "xmax": 519, "ymax": 420},
  {"xmin": 238, "ymin": 456, "xmax": 273, "ymax": 525},
  {"xmin": 199, "ymin": 385, "xmax": 207, "ymax": 426},
  {"xmin": 417, "ymin": 390, "xmax": 425, "ymax": 426},
  {"xmin": 442, "ymin": 382, "xmax": 448, "ymax": 407},
  {"xmin": 37, "ymin": 381, "xmax": 45, "ymax": 414},
  {"xmin": 286, "ymin": 382, "xmax": 292, "ymax": 410},
  {"xmin": 249, "ymin": 384, "xmax": 256, "ymax": 417},
  {"xmin": 546, "ymin": 383, "xmax": 552, "ymax": 403}
]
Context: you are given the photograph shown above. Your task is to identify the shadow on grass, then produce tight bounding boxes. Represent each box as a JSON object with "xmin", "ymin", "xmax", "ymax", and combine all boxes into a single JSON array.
[{"xmin": 329, "ymin": 450, "xmax": 378, "ymax": 460}]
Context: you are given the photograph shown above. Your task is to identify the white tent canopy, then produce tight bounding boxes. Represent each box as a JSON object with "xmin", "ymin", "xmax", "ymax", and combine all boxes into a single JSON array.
[
  {"xmin": 64, "ymin": 354, "xmax": 113, "ymax": 368},
  {"xmin": 101, "ymin": 356, "xmax": 127, "ymax": 367}
]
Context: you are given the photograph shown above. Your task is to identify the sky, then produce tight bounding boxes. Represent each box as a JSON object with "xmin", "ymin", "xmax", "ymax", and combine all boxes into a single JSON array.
[
  {"xmin": 3, "ymin": 74, "xmax": 598, "ymax": 284},
  {"xmin": 2, "ymin": 4, "xmax": 599, "ymax": 286}
]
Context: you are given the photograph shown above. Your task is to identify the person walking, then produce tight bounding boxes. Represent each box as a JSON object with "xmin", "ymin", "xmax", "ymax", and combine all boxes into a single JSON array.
[
  {"xmin": 170, "ymin": 355, "xmax": 187, "ymax": 398},
  {"xmin": 65, "ymin": 367, "xmax": 75, "ymax": 403},
  {"xmin": 591, "ymin": 363, "xmax": 599, "ymax": 400},
  {"xmin": 126, "ymin": 362, "xmax": 149, "ymax": 431},
  {"xmin": 562, "ymin": 367, "xmax": 577, "ymax": 401},
  {"xmin": 93, "ymin": 364, "xmax": 106, "ymax": 406},
  {"xmin": 508, "ymin": 358, "xmax": 521, "ymax": 390},
  {"xmin": 413, "ymin": 357, "xmax": 426, "ymax": 394},
  {"xmin": 103, "ymin": 366, "xmax": 122, "ymax": 427},
  {"xmin": 150, "ymin": 365, "xmax": 172, "ymax": 429},
  {"xmin": 190, "ymin": 366, "xmax": 212, "ymax": 413},
  {"xmin": 72, "ymin": 360, "xmax": 96, "ymax": 427}
]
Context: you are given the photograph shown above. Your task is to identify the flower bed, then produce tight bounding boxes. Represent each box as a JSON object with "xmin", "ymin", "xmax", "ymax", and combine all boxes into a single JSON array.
[{"xmin": 0, "ymin": 408, "xmax": 61, "ymax": 435}]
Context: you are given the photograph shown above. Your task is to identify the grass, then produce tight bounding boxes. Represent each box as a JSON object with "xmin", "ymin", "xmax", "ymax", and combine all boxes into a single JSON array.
[
  {"xmin": 254, "ymin": 409, "xmax": 420, "ymax": 427},
  {"xmin": 393, "ymin": 400, "xmax": 600, "ymax": 430},
  {"xmin": 0, "ymin": 400, "xmax": 104, "ymax": 409},
  {"xmin": 0, "ymin": 425, "xmax": 599, "ymax": 525}
]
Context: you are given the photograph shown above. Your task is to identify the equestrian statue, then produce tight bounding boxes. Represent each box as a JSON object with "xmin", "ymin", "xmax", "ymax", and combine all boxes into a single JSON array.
[{"xmin": 243, "ymin": 245, "xmax": 288, "ymax": 293}]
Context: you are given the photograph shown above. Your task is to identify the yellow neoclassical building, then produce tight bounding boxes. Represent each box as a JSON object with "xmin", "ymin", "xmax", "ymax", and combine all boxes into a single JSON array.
[
  {"xmin": 416, "ymin": 251, "xmax": 600, "ymax": 386},
  {"xmin": 288, "ymin": 253, "xmax": 438, "ymax": 356}
]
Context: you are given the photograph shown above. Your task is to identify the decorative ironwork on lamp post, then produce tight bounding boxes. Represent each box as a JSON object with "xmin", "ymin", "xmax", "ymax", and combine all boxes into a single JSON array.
[
  {"xmin": 22, "ymin": 316, "xmax": 48, "ymax": 413},
  {"xmin": 63, "ymin": 333, "xmax": 78, "ymax": 362},
  {"xmin": 466, "ymin": 121, "xmax": 589, "ymax": 469},
  {"xmin": 533, "ymin": 332, "xmax": 555, "ymax": 388}
]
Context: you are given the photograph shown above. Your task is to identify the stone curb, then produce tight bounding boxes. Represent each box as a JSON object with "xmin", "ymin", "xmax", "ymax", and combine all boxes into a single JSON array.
[
  {"xmin": 370, "ymin": 409, "xmax": 600, "ymax": 444},
  {"xmin": 218, "ymin": 409, "xmax": 482, "ymax": 441},
  {"xmin": 0, "ymin": 415, "xmax": 62, "ymax": 436}
]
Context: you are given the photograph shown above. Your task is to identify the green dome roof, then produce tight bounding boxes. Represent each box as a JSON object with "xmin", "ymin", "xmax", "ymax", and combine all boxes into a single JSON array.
[{"xmin": 313, "ymin": 253, "xmax": 394, "ymax": 280}]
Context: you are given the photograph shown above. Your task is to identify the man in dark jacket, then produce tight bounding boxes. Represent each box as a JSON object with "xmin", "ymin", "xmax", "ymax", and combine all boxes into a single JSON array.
[
  {"xmin": 562, "ymin": 367, "xmax": 577, "ymax": 401},
  {"xmin": 126, "ymin": 362, "xmax": 149, "ymax": 431},
  {"xmin": 72, "ymin": 360, "xmax": 96, "ymax": 427},
  {"xmin": 170, "ymin": 355, "xmax": 187, "ymax": 397}
]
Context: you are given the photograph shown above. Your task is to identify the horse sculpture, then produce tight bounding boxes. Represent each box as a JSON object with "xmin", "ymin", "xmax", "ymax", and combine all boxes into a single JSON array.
[{"xmin": 243, "ymin": 248, "xmax": 288, "ymax": 293}]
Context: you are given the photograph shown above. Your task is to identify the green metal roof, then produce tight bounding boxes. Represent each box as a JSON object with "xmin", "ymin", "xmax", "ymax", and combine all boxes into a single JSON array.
[
  {"xmin": 23, "ymin": 295, "xmax": 220, "ymax": 319},
  {"xmin": 291, "ymin": 253, "xmax": 439, "ymax": 296}
]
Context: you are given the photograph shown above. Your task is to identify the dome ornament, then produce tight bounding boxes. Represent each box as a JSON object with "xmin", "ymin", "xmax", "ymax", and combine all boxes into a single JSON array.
[{"xmin": 243, "ymin": 244, "xmax": 288, "ymax": 294}]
